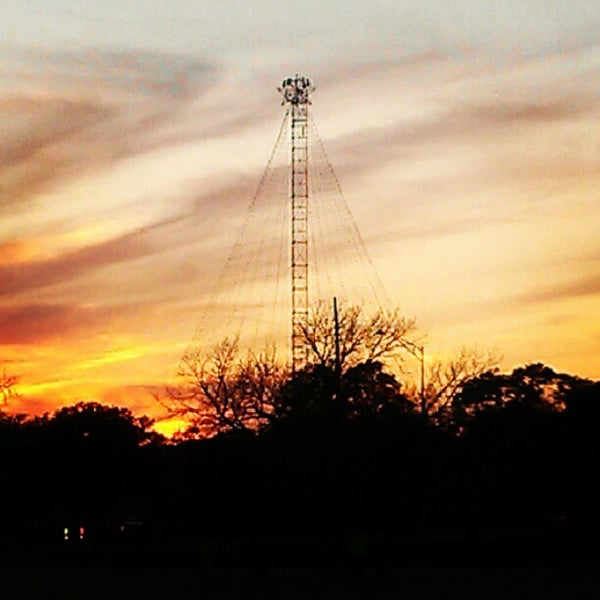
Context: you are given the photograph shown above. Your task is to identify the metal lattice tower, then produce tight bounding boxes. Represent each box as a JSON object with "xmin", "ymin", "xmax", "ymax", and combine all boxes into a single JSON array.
[
  {"xmin": 179, "ymin": 73, "xmax": 389, "ymax": 386},
  {"xmin": 279, "ymin": 75, "xmax": 315, "ymax": 372}
]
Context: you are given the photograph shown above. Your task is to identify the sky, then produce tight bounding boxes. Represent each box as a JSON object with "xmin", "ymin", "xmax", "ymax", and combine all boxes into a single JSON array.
[{"xmin": 1, "ymin": 1, "xmax": 599, "ymax": 425}]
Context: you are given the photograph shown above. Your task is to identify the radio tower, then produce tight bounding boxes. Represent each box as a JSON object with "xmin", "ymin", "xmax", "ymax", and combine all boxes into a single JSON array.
[{"xmin": 279, "ymin": 75, "xmax": 315, "ymax": 372}]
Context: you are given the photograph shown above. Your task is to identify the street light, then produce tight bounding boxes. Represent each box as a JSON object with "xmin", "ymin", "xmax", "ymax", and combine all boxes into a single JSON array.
[{"xmin": 404, "ymin": 341, "xmax": 426, "ymax": 419}]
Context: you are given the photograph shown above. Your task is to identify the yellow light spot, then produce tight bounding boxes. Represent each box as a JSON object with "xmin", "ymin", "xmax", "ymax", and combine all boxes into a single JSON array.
[{"xmin": 152, "ymin": 417, "xmax": 190, "ymax": 438}]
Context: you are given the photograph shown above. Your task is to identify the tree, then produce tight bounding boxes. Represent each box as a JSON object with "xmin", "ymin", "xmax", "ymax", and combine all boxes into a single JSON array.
[
  {"xmin": 35, "ymin": 401, "xmax": 158, "ymax": 450},
  {"xmin": 0, "ymin": 361, "xmax": 19, "ymax": 407},
  {"xmin": 300, "ymin": 301, "xmax": 416, "ymax": 371},
  {"xmin": 340, "ymin": 359, "xmax": 416, "ymax": 418},
  {"xmin": 159, "ymin": 303, "xmax": 417, "ymax": 437},
  {"xmin": 159, "ymin": 339, "xmax": 288, "ymax": 438},
  {"xmin": 564, "ymin": 380, "xmax": 600, "ymax": 419},
  {"xmin": 18, "ymin": 403, "xmax": 160, "ymax": 532},
  {"xmin": 276, "ymin": 359, "xmax": 414, "ymax": 424},
  {"xmin": 404, "ymin": 347, "xmax": 499, "ymax": 426},
  {"xmin": 454, "ymin": 362, "xmax": 586, "ymax": 418}
]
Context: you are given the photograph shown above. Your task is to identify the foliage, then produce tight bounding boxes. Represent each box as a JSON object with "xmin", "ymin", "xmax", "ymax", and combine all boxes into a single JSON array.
[
  {"xmin": 564, "ymin": 380, "xmax": 600, "ymax": 419},
  {"xmin": 161, "ymin": 303, "xmax": 418, "ymax": 437},
  {"xmin": 456, "ymin": 363, "xmax": 583, "ymax": 412},
  {"xmin": 341, "ymin": 360, "xmax": 413, "ymax": 417},
  {"xmin": 0, "ymin": 362, "xmax": 19, "ymax": 406},
  {"xmin": 300, "ymin": 301, "xmax": 416, "ymax": 371},
  {"xmin": 259, "ymin": 359, "xmax": 418, "ymax": 436},
  {"xmin": 159, "ymin": 339, "xmax": 288, "ymax": 438},
  {"xmin": 402, "ymin": 347, "xmax": 499, "ymax": 426},
  {"xmin": 450, "ymin": 362, "xmax": 590, "ymax": 433},
  {"xmin": 33, "ymin": 401, "xmax": 159, "ymax": 449}
]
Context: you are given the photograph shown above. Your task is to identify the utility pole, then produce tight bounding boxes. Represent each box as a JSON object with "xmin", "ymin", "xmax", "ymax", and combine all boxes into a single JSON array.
[
  {"xmin": 333, "ymin": 296, "xmax": 341, "ymax": 394},
  {"xmin": 405, "ymin": 341, "xmax": 426, "ymax": 419},
  {"xmin": 419, "ymin": 344, "xmax": 426, "ymax": 419}
]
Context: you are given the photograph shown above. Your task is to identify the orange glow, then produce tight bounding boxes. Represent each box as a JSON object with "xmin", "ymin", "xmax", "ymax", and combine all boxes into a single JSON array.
[{"xmin": 0, "ymin": 240, "xmax": 37, "ymax": 264}]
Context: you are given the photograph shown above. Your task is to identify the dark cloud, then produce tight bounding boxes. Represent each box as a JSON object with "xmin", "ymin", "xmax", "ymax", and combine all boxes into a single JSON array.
[
  {"xmin": 0, "ymin": 294, "xmax": 183, "ymax": 345},
  {"xmin": 0, "ymin": 97, "xmax": 114, "ymax": 167},
  {"xmin": 0, "ymin": 302, "xmax": 113, "ymax": 344},
  {"xmin": 0, "ymin": 224, "xmax": 164, "ymax": 297},
  {"xmin": 516, "ymin": 275, "xmax": 600, "ymax": 306},
  {"xmin": 0, "ymin": 97, "xmax": 119, "ymax": 210}
]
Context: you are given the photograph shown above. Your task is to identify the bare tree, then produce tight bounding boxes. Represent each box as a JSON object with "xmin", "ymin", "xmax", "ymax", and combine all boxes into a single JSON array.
[
  {"xmin": 158, "ymin": 303, "xmax": 416, "ymax": 436},
  {"xmin": 1, "ymin": 362, "xmax": 19, "ymax": 407},
  {"xmin": 404, "ymin": 347, "xmax": 500, "ymax": 423},
  {"xmin": 300, "ymin": 301, "xmax": 417, "ymax": 371},
  {"xmin": 158, "ymin": 339, "xmax": 288, "ymax": 438}
]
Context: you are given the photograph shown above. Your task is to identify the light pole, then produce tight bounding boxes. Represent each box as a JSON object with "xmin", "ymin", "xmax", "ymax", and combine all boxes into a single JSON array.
[
  {"xmin": 333, "ymin": 296, "xmax": 341, "ymax": 392},
  {"xmin": 404, "ymin": 341, "xmax": 426, "ymax": 419},
  {"xmin": 419, "ymin": 344, "xmax": 425, "ymax": 418}
]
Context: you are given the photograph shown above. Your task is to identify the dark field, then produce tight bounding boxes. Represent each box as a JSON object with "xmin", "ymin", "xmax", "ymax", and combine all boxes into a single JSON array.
[
  {"xmin": 3, "ymin": 563, "xmax": 599, "ymax": 599},
  {"xmin": 3, "ymin": 532, "xmax": 600, "ymax": 599}
]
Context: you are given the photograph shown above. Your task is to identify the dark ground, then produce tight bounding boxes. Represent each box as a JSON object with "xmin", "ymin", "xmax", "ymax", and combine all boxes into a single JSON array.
[
  {"xmin": 2, "ymin": 563, "xmax": 599, "ymax": 599},
  {"xmin": 2, "ymin": 532, "xmax": 599, "ymax": 599}
]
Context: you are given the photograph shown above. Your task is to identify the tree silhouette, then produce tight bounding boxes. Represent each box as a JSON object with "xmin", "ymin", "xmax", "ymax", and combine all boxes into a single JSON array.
[
  {"xmin": 564, "ymin": 379, "xmax": 600, "ymax": 419},
  {"xmin": 300, "ymin": 301, "xmax": 416, "ymax": 371},
  {"xmin": 342, "ymin": 360, "xmax": 412, "ymax": 417},
  {"xmin": 452, "ymin": 366, "xmax": 595, "ymax": 529},
  {"xmin": 403, "ymin": 347, "xmax": 499, "ymax": 426},
  {"xmin": 35, "ymin": 401, "xmax": 157, "ymax": 450},
  {"xmin": 160, "ymin": 303, "xmax": 417, "ymax": 437},
  {"xmin": 160, "ymin": 339, "xmax": 287, "ymax": 438},
  {"xmin": 0, "ymin": 361, "xmax": 19, "ymax": 407},
  {"xmin": 0, "ymin": 364, "xmax": 598, "ymax": 557},
  {"xmin": 453, "ymin": 362, "xmax": 587, "ymax": 429}
]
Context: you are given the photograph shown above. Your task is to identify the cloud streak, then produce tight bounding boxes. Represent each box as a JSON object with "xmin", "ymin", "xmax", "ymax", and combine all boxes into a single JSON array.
[
  {"xmin": 515, "ymin": 275, "xmax": 600, "ymax": 306},
  {"xmin": 0, "ymin": 225, "xmax": 159, "ymax": 297},
  {"xmin": 0, "ymin": 48, "xmax": 220, "ymax": 213},
  {"xmin": 0, "ymin": 302, "xmax": 113, "ymax": 345}
]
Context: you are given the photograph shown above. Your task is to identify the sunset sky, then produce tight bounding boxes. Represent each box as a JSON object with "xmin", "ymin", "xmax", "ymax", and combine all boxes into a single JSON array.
[{"xmin": 1, "ymin": 1, "xmax": 599, "ymax": 423}]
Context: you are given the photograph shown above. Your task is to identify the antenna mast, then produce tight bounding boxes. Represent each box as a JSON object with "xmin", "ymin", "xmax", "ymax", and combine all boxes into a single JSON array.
[{"xmin": 279, "ymin": 74, "xmax": 315, "ymax": 372}]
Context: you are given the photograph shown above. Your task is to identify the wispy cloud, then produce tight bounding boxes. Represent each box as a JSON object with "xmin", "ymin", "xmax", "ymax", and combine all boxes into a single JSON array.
[
  {"xmin": 0, "ymin": 225, "xmax": 159, "ymax": 297},
  {"xmin": 515, "ymin": 275, "xmax": 600, "ymax": 306},
  {"xmin": 0, "ymin": 302, "xmax": 111, "ymax": 345},
  {"xmin": 0, "ymin": 48, "xmax": 220, "ymax": 212}
]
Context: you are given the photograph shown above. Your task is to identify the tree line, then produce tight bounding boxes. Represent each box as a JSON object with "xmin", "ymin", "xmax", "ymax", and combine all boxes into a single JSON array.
[{"xmin": 0, "ymin": 303, "xmax": 598, "ymax": 557}]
